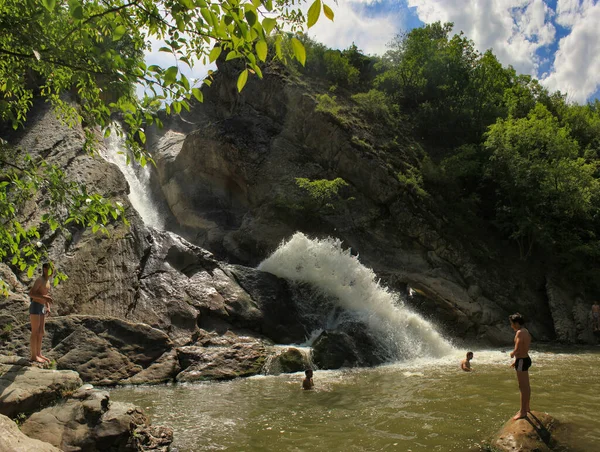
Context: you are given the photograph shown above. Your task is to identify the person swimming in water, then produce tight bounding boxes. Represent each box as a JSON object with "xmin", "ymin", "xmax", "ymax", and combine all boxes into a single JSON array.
[
  {"xmin": 509, "ymin": 313, "xmax": 532, "ymax": 420},
  {"xmin": 302, "ymin": 369, "xmax": 314, "ymax": 390},
  {"xmin": 461, "ymin": 351, "xmax": 474, "ymax": 372}
]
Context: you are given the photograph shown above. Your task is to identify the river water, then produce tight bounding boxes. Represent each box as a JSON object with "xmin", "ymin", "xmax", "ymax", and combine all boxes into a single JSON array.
[{"xmin": 111, "ymin": 347, "xmax": 600, "ymax": 451}]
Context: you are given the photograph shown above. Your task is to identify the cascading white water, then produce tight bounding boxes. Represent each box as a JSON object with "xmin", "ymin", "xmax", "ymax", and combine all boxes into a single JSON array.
[
  {"xmin": 259, "ymin": 232, "xmax": 454, "ymax": 361},
  {"xmin": 101, "ymin": 127, "xmax": 165, "ymax": 229}
]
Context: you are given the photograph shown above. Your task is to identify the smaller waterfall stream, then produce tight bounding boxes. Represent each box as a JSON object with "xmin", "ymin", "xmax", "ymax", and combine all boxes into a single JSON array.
[
  {"xmin": 259, "ymin": 233, "xmax": 454, "ymax": 362},
  {"xmin": 101, "ymin": 128, "xmax": 165, "ymax": 230}
]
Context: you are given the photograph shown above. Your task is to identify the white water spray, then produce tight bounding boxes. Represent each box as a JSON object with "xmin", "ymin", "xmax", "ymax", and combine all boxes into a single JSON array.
[
  {"xmin": 259, "ymin": 233, "xmax": 454, "ymax": 361},
  {"xmin": 101, "ymin": 127, "xmax": 164, "ymax": 229}
]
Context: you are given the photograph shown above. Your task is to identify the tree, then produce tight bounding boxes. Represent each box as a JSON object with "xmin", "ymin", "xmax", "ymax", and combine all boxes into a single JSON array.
[
  {"xmin": 484, "ymin": 104, "xmax": 600, "ymax": 259},
  {"xmin": 0, "ymin": 0, "xmax": 333, "ymax": 292}
]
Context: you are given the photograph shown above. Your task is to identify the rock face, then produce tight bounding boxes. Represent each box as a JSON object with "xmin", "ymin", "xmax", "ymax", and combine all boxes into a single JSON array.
[
  {"xmin": 0, "ymin": 414, "xmax": 61, "ymax": 452},
  {"xmin": 2, "ymin": 316, "xmax": 173, "ymax": 385},
  {"xmin": 140, "ymin": 62, "xmax": 587, "ymax": 345},
  {"xmin": 176, "ymin": 331, "xmax": 268, "ymax": 382},
  {"xmin": 490, "ymin": 411, "xmax": 566, "ymax": 452}
]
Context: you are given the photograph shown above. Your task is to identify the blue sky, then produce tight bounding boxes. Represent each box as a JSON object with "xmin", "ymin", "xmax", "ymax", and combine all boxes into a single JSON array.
[
  {"xmin": 143, "ymin": 0, "xmax": 600, "ymax": 103},
  {"xmin": 306, "ymin": 0, "xmax": 600, "ymax": 103}
]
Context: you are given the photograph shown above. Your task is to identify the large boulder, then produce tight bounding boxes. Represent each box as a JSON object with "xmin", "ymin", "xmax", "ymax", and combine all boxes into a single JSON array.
[
  {"xmin": 490, "ymin": 411, "xmax": 567, "ymax": 452},
  {"xmin": 0, "ymin": 357, "xmax": 82, "ymax": 418},
  {"xmin": 312, "ymin": 322, "xmax": 385, "ymax": 369},
  {"xmin": 0, "ymin": 414, "xmax": 60, "ymax": 452},
  {"xmin": 263, "ymin": 347, "xmax": 309, "ymax": 375},
  {"xmin": 175, "ymin": 331, "xmax": 268, "ymax": 381},
  {"xmin": 20, "ymin": 384, "xmax": 173, "ymax": 451}
]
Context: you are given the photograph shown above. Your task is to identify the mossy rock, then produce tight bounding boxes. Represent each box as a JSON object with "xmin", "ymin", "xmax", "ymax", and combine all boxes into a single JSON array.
[{"xmin": 278, "ymin": 348, "xmax": 306, "ymax": 373}]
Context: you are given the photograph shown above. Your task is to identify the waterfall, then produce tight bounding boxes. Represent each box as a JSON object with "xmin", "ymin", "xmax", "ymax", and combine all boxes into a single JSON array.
[
  {"xmin": 101, "ymin": 127, "xmax": 165, "ymax": 229},
  {"xmin": 258, "ymin": 232, "xmax": 454, "ymax": 361}
]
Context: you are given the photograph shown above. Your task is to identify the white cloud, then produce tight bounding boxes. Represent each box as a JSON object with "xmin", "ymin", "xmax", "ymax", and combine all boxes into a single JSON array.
[
  {"xmin": 555, "ymin": 0, "xmax": 595, "ymax": 27},
  {"xmin": 306, "ymin": 2, "xmax": 402, "ymax": 55},
  {"xmin": 542, "ymin": 1, "xmax": 600, "ymax": 102},
  {"xmin": 406, "ymin": 0, "xmax": 555, "ymax": 75}
]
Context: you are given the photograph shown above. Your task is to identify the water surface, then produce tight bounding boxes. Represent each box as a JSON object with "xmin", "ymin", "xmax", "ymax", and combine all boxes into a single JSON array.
[{"xmin": 111, "ymin": 348, "xmax": 600, "ymax": 451}]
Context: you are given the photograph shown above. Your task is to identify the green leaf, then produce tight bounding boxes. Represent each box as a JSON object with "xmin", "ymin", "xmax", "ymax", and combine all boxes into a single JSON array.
[
  {"xmin": 245, "ymin": 9, "xmax": 257, "ymax": 27},
  {"xmin": 209, "ymin": 46, "xmax": 222, "ymax": 63},
  {"xmin": 113, "ymin": 25, "xmax": 126, "ymax": 41},
  {"xmin": 237, "ymin": 69, "xmax": 249, "ymax": 93},
  {"xmin": 323, "ymin": 4, "xmax": 334, "ymax": 21},
  {"xmin": 291, "ymin": 38, "xmax": 306, "ymax": 66},
  {"xmin": 255, "ymin": 40, "xmax": 267, "ymax": 62},
  {"xmin": 42, "ymin": 0, "xmax": 56, "ymax": 12},
  {"xmin": 226, "ymin": 50, "xmax": 241, "ymax": 61},
  {"xmin": 27, "ymin": 266, "xmax": 34, "ymax": 278},
  {"xmin": 138, "ymin": 130, "xmax": 146, "ymax": 144},
  {"xmin": 307, "ymin": 0, "xmax": 321, "ymax": 28},
  {"xmin": 192, "ymin": 88, "xmax": 203, "ymax": 102},
  {"xmin": 262, "ymin": 17, "xmax": 276, "ymax": 35},
  {"xmin": 180, "ymin": 74, "xmax": 190, "ymax": 90},
  {"xmin": 69, "ymin": 1, "xmax": 84, "ymax": 20},
  {"xmin": 164, "ymin": 66, "xmax": 178, "ymax": 86}
]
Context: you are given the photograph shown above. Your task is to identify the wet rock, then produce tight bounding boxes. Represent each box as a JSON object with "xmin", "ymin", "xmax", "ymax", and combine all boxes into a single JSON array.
[
  {"xmin": 264, "ymin": 347, "xmax": 308, "ymax": 375},
  {"xmin": 176, "ymin": 334, "xmax": 268, "ymax": 381},
  {"xmin": 0, "ymin": 414, "xmax": 61, "ymax": 452},
  {"xmin": 312, "ymin": 322, "xmax": 384, "ymax": 369},
  {"xmin": 223, "ymin": 265, "xmax": 308, "ymax": 343},
  {"xmin": 0, "ymin": 360, "xmax": 82, "ymax": 418},
  {"xmin": 277, "ymin": 347, "xmax": 307, "ymax": 373},
  {"xmin": 490, "ymin": 411, "xmax": 566, "ymax": 452},
  {"xmin": 131, "ymin": 425, "xmax": 174, "ymax": 452}
]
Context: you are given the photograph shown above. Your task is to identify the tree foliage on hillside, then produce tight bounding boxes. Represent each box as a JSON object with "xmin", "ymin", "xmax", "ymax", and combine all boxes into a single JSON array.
[
  {"xmin": 0, "ymin": 0, "xmax": 331, "ymax": 292},
  {"xmin": 298, "ymin": 22, "xmax": 600, "ymax": 290}
]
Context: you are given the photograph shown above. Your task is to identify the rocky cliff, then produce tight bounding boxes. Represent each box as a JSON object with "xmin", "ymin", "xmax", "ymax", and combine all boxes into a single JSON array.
[{"xmin": 144, "ymin": 61, "xmax": 596, "ymax": 346}]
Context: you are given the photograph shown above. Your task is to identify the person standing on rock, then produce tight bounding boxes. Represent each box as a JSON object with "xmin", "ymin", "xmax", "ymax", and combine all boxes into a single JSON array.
[
  {"xmin": 28, "ymin": 263, "xmax": 53, "ymax": 363},
  {"xmin": 509, "ymin": 313, "xmax": 532, "ymax": 420},
  {"xmin": 592, "ymin": 302, "xmax": 600, "ymax": 332}
]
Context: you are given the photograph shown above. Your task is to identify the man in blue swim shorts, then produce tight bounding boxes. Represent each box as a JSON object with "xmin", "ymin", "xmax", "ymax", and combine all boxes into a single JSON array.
[{"xmin": 28, "ymin": 263, "xmax": 53, "ymax": 363}]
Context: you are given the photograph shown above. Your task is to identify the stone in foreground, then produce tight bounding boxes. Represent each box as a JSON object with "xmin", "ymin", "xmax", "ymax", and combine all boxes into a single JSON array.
[
  {"xmin": 0, "ymin": 414, "xmax": 60, "ymax": 452},
  {"xmin": 490, "ymin": 411, "xmax": 566, "ymax": 452}
]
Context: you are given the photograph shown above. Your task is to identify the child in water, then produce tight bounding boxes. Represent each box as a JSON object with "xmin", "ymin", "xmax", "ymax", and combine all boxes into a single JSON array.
[
  {"xmin": 461, "ymin": 351, "xmax": 474, "ymax": 372},
  {"xmin": 302, "ymin": 369, "xmax": 314, "ymax": 390}
]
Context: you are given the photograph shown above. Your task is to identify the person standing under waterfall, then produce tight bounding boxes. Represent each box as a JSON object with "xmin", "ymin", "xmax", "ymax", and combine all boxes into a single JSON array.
[
  {"xmin": 28, "ymin": 263, "xmax": 53, "ymax": 363},
  {"xmin": 509, "ymin": 313, "xmax": 532, "ymax": 420}
]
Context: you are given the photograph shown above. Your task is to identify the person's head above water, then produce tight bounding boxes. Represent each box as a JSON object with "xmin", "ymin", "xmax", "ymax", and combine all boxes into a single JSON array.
[
  {"xmin": 466, "ymin": 351, "xmax": 473, "ymax": 360},
  {"xmin": 305, "ymin": 369, "xmax": 313, "ymax": 378}
]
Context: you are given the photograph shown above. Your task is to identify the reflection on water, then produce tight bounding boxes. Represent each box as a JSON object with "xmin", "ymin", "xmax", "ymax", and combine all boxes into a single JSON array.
[{"xmin": 111, "ymin": 349, "xmax": 600, "ymax": 451}]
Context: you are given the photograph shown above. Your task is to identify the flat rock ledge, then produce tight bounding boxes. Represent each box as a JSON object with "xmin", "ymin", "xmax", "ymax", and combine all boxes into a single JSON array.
[
  {"xmin": 489, "ymin": 411, "xmax": 567, "ymax": 452},
  {"xmin": 0, "ymin": 357, "xmax": 173, "ymax": 451}
]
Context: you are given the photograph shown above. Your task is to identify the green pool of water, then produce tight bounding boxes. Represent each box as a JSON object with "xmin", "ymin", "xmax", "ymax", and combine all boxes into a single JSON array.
[{"xmin": 110, "ymin": 348, "xmax": 600, "ymax": 451}]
